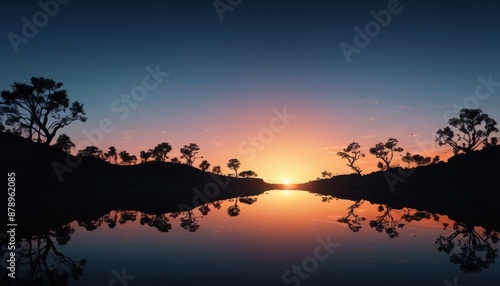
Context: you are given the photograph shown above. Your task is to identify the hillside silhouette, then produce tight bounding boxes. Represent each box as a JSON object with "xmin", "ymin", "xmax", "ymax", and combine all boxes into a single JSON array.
[{"xmin": 1, "ymin": 131, "xmax": 499, "ymax": 237}]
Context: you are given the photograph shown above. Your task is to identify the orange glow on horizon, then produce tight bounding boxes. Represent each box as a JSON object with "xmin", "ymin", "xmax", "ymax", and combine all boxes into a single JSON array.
[{"xmin": 67, "ymin": 98, "xmax": 457, "ymax": 184}]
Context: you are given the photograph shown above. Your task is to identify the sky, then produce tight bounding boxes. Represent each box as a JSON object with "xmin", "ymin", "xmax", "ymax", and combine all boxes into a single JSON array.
[{"xmin": 2, "ymin": 0, "xmax": 500, "ymax": 183}]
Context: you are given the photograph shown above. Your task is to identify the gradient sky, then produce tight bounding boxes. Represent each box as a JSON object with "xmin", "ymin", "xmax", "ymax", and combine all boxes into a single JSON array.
[{"xmin": 2, "ymin": 0, "xmax": 500, "ymax": 183}]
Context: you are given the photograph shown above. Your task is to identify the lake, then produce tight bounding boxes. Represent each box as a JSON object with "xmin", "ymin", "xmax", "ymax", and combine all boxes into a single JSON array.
[{"xmin": 2, "ymin": 190, "xmax": 499, "ymax": 285}]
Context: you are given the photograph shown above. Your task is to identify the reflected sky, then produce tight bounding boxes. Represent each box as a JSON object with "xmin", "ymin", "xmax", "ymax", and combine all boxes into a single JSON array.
[{"xmin": 2, "ymin": 190, "xmax": 499, "ymax": 285}]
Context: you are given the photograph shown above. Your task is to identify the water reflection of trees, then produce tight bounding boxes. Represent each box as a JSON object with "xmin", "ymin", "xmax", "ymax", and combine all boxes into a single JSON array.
[
  {"xmin": 171, "ymin": 210, "xmax": 200, "ymax": 232},
  {"xmin": 68, "ymin": 196, "xmax": 259, "ymax": 235},
  {"xmin": 436, "ymin": 222, "xmax": 498, "ymax": 273},
  {"xmin": 400, "ymin": 208, "xmax": 439, "ymax": 223},
  {"xmin": 369, "ymin": 204, "xmax": 406, "ymax": 238},
  {"xmin": 329, "ymin": 197, "xmax": 499, "ymax": 272},
  {"xmin": 140, "ymin": 213, "xmax": 172, "ymax": 232},
  {"xmin": 227, "ymin": 196, "xmax": 258, "ymax": 217},
  {"xmin": 0, "ymin": 224, "xmax": 86, "ymax": 285},
  {"xmin": 336, "ymin": 200, "xmax": 366, "ymax": 232},
  {"xmin": 334, "ymin": 200, "xmax": 437, "ymax": 238},
  {"xmin": 227, "ymin": 198, "xmax": 240, "ymax": 217}
]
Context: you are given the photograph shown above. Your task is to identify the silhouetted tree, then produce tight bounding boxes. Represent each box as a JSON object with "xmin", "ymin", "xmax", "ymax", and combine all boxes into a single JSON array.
[
  {"xmin": 401, "ymin": 152, "xmax": 431, "ymax": 168},
  {"xmin": 198, "ymin": 204, "xmax": 211, "ymax": 216},
  {"xmin": 432, "ymin": 155, "xmax": 441, "ymax": 164},
  {"xmin": 227, "ymin": 158, "xmax": 241, "ymax": 177},
  {"xmin": 239, "ymin": 196, "xmax": 258, "ymax": 205},
  {"xmin": 180, "ymin": 143, "xmax": 201, "ymax": 165},
  {"xmin": 118, "ymin": 210, "xmax": 137, "ymax": 224},
  {"xmin": 53, "ymin": 133, "xmax": 75, "ymax": 154},
  {"xmin": 211, "ymin": 200, "xmax": 223, "ymax": 209},
  {"xmin": 436, "ymin": 222, "xmax": 498, "ymax": 273},
  {"xmin": 119, "ymin": 150, "xmax": 137, "ymax": 165},
  {"xmin": 212, "ymin": 165, "xmax": 222, "ymax": 174},
  {"xmin": 0, "ymin": 77, "xmax": 86, "ymax": 144},
  {"xmin": 321, "ymin": 195, "xmax": 334, "ymax": 203},
  {"xmin": 321, "ymin": 171, "xmax": 333, "ymax": 178},
  {"xmin": 199, "ymin": 160, "xmax": 210, "ymax": 172},
  {"xmin": 140, "ymin": 213, "xmax": 172, "ymax": 232},
  {"xmin": 5, "ymin": 231, "xmax": 86, "ymax": 285},
  {"xmin": 337, "ymin": 142, "xmax": 365, "ymax": 175},
  {"xmin": 77, "ymin": 218, "xmax": 102, "ymax": 231},
  {"xmin": 104, "ymin": 146, "xmax": 117, "ymax": 164},
  {"xmin": 227, "ymin": 198, "xmax": 240, "ymax": 217},
  {"xmin": 179, "ymin": 210, "xmax": 200, "ymax": 232},
  {"xmin": 140, "ymin": 150, "xmax": 153, "ymax": 162},
  {"xmin": 102, "ymin": 212, "xmax": 118, "ymax": 229},
  {"xmin": 484, "ymin": 136, "xmax": 499, "ymax": 148},
  {"xmin": 370, "ymin": 138, "xmax": 404, "ymax": 171},
  {"xmin": 400, "ymin": 208, "xmax": 436, "ymax": 223},
  {"xmin": 77, "ymin": 146, "xmax": 104, "ymax": 159},
  {"xmin": 239, "ymin": 170, "xmax": 257, "ymax": 178},
  {"xmin": 337, "ymin": 200, "xmax": 366, "ymax": 232},
  {"xmin": 151, "ymin": 142, "xmax": 172, "ymax": 161},
  {"xmin": 436, "ymin": 109, "xmax": 498, "ymax": 155},
  {"xmin": 171, "ymin": 157, "xmax": 181, "ymax": 164},
  {"xmin": 368, "ymin": 204, "xmax": 405, "ymax": 238}
]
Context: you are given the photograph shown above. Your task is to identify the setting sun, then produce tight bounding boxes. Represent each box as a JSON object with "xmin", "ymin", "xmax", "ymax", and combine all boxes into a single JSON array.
[{"xmin": 283, "ymin": 178, "xmax": 291, "ymax": 185}]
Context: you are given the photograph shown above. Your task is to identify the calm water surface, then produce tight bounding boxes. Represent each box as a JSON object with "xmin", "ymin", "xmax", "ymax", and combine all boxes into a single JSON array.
[{"xmin": 3, "ymin": 190, "xmax": 499, "ymax": 285}]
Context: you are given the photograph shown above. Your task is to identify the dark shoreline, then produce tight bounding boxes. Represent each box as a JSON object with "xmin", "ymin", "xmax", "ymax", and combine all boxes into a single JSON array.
[{"xmin": 2, "ymin": 131, "xmax": 499, "ymax": 239}]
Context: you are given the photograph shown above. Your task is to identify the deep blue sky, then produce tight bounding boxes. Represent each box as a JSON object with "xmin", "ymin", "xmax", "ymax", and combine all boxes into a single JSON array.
[{"xmin": 2, "ymin": 0, "xmax": 500, "ymax": 182}]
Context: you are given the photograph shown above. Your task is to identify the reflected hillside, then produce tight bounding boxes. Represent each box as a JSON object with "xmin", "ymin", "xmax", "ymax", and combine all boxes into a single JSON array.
[
  {"xmin": 0, "ymin": 225, "xmax": 86, "ymax": 286},
  {"xmin": 437, "ymin": 222, "xmax": 499, "ymax": 273},
  {"xmin": 3, "ymin": 190, "xmax": 498, "ymax": 284},
  {"xmin": 2, "ymin": 131, "xmax": 500, "ymax": 238},
  {"xmin": 72, "ymin": 196, "xmax": 260, "ymax": 234},
  {"xmin": 327, "ymin": 197, "xmax": 499, "ymax": 273}
]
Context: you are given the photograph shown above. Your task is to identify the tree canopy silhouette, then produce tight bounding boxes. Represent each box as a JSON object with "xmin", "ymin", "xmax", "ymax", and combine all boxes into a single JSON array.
[
  {"xmin": 104, "ymin": 146, "xmax": 117, "ymax": 163},
  {"xmin": 368, "ymin": 204, "xmax": 405, "ymax": 238},
  {"xmin": 321, "ymin": 171, "xmax": 333, "ymax": 178},
  {"xmin": 239, "ymin": 170, "xmax": 257, "ymax": 178},
  {"xmin": 436, "ymin": 108, "xmax": 498, "ymax": 154},
  {"xmin": 151, "ymin": 142, "xmax": 172, "ymax": 161},
  {"xmin": 53, "ymin": 133, "xmax": 75, "ymax": 154},
  {"xmin": 0, "ymin": 77, "xmax": 86, "ymax": 144},
  {"xmin": 119, "ymin": 150, "xmax": 137, "ymax": 165},
  {"xmin": 2, "ymin": 228, "xmax": 87, "ymax": 285},
  {"xmin": 336, "ymin": 200, "xmax": 366, "ymax": 232},
  {"xmin": 199, "ymin": 160, "xmax": 210, "ymax": 172},
  {"xmin": 227, "ymin": 198, "xmax": 241, "ymax": 217},
  {"xmin": 227, "ymin": 158, "xmax": 241, "ymax": 177},
  {"xmin": 180, "ymin": 143, "xmax": 201, "ymax": 165},
  {"xmin": 436, "ymin": 222, "xmax": 498, "ymax": 273},
  {"xmin": 337, "ymin": 142, "xmax": 365, "ymax": 175},
  {"xmin": 401, "ymin": 152, "xmax": 435, "ymax": 168},
  {"xmin": 77, "ymin": 146, "xmax": 104, "ymax": 159},
  {"xmin": 140, "ymin": 150, "xmax": 153, "ymax": 162},
  {"xmin": 212, "ymin": 165, "xmax": 222, "ymax": 174},
  {"xmin": 369, "ymin": 138, "xmax": 404, "ymax": 171}
]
